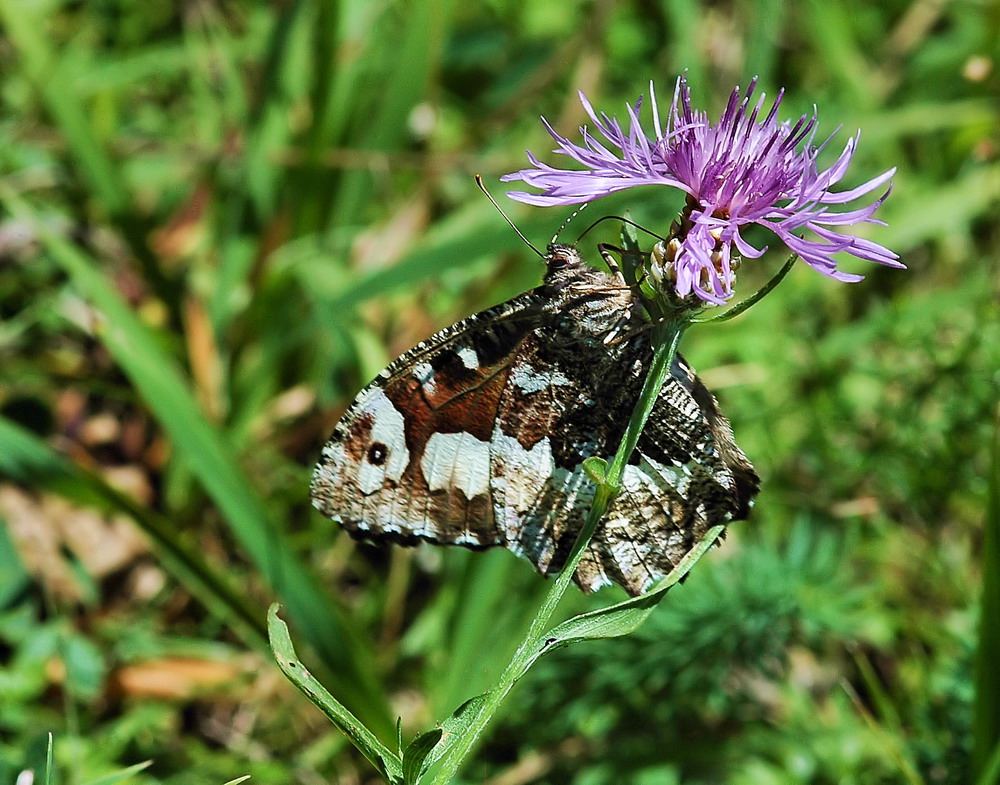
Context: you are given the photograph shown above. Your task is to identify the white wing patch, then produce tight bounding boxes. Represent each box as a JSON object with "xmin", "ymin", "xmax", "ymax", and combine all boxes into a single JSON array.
[
  {"xmin": 490, "ymin": 428, "xmax": 557, "ymax": 541},
  {"xmin": 421, "ymin": 431, "xmax": 491, "ymax": 499},
  {"xmin": 413, "ymin": 361, "xmax": 436, "ymax": 397},
  {"xmin": 357, "ymin": 389, "xmax": 410, "ymax": 495},
  {"xmin": 456, "ymin": 346, "xmax": 479, "ymax": 370},
  {"xmin": 510, "ymin": 364, "xmax": 572, "ymax": 394}
]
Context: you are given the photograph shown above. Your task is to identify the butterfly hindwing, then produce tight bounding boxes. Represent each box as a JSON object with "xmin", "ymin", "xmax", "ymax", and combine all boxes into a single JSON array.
[
  {"xmin": 311, "ymin": 244, "xmax": 759, "ymax": 596},
  {"xmin": 585, "ymin": 357, "xmax": 758, "ymax": 594}
]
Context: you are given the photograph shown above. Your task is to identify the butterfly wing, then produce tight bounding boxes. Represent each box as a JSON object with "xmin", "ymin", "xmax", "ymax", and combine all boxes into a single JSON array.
[
  {"xmin": 491, "ymin": 325, "xmax": 759, "ymax": 595},
  {"xmin": 579, "ymin": 356, "xmax": 759, "ymax": 594},
  {"xmin": 312, "ymin": 247, "xmax": 759, "ymax": 596},
  {"xmin": 311, "ymin": 289, "xmax": 549, "ymax": 548}
]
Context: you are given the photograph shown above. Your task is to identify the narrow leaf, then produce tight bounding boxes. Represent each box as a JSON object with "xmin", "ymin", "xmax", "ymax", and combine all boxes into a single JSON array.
[
  {"xmin": 974, "ymin": 408, "xmax": 1000, "ymax": 783},
  {"xmin": 82, "ymin": 761, "xmax": 153, "ymax": 785},
  {"xmin": 44, "ymin": 732, "xmax": 54, "ymax": 785},
  {"xmin": 527, "ymin": 525, "xmax": 725, "ymax": 672},
  {"xmin": 976, "ymin": 739, "xmax": 1000, "ymax": 785},
  {"xmin": 421, "ymin": 694, "xmax": 490, "ymax": 774},
  {"xmin": 582, "ymin": 456, "xmax": 608, "ymax": 485},
  {"xmin": 0, "ymin": 0, "xmax": 128, "ymax": 213},
  {"xmin": 268, "ymin": 605, "xmax": 403, "ymax": 783}
]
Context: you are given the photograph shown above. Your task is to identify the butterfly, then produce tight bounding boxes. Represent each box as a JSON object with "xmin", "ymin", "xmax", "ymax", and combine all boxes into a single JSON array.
[{"xmin": 311, "ymin": 243, "xmax": 759, "ymax": 596}]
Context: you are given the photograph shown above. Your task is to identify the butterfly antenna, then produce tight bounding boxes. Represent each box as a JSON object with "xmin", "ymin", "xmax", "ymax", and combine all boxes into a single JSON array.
[
  {"xmin": 551, "ymin": 202, "xmax": 590, "ymax": 244},
  {"xmin": 475, "ymin": 175, "xmax": 543, "ymax": 258},
  {"xmin": 577, "ymin": 214, "xmax": 667, "ymax": 244}
]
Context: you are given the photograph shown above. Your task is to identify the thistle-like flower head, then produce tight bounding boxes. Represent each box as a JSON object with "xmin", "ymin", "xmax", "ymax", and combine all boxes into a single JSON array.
[{"xmin": 502, "ymin": 76, "xmax": 902, "ymax": 304}]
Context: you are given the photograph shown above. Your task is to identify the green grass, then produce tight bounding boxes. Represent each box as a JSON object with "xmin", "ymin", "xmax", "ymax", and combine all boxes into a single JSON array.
[{"xmin": 0, "ymin": 0, "xmax": 997, "ymax": 782}]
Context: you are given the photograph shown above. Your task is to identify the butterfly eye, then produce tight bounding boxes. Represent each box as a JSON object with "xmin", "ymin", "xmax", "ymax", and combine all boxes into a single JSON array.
[{"xmin": 367, "ymin": 443, "xmax": 389, "ymax": 466}]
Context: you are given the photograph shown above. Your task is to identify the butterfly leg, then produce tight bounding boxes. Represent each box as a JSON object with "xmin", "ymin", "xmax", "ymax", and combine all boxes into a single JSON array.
[
  {"xmin": 597, "ymin": 243, "xmax": 654, "ymax": 290},
  {"xmin": 596, "ymin": 243, "xmax": 654, "ymax": 346},
  {"xmin": 597, "ymin": 242, "xmax": 628, "ymax": 285}
]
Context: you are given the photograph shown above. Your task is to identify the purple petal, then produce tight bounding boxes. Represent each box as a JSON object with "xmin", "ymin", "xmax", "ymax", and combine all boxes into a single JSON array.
[{"xmin": 502, "ymin": 74, "xmax": 899, "ymax": 299}]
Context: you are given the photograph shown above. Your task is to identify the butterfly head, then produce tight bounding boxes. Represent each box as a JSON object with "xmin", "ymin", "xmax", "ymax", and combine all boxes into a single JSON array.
[{"xmin": 543, "ymin": 244, "xmax": 591, "ymax": 289}]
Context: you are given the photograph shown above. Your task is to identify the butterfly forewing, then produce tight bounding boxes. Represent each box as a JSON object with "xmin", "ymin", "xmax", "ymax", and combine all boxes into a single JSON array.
[
  {"xmin": 312, "ymin": 292, "xmax": 545, "ymax": 548},
  {"xmin": 311, "ymin": 244, "xmax": 759, "ymax": 596}
]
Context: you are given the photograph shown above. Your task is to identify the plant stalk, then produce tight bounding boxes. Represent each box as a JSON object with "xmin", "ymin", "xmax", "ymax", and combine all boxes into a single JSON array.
[{"xmin": 427, "ymin": 319, "xmax": 687, "ymax": 784}]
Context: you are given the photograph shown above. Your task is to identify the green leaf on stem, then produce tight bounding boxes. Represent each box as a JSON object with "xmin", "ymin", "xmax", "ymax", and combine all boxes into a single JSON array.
[
  {"xmin": 421, "ymin": 693, "xmax": 491, "ymax": 774},
  {"xmin": 528, "ymin": 525, "xmax": 726, "ymax": 671},
  {"xmin": 267, "ymin": 605, "xmax": 403, "ymax": 783},
  {"xmin": 402, "ymin": 728, "xmax": 443, "ymax": 784},
  {"xmin": 582, "ymin": 456, "xmax": 609, "ymax": 485}
]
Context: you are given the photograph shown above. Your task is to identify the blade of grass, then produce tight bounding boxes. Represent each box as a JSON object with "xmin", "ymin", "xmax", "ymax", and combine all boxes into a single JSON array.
[
  {"xmin": 840, "ymin": 677, "xmax": 926, "ymax": 785},
  {"xmin": 974, "ymin": 406, "xmax": 1000, "ymax": 783},
  {"xmin": 82, "ymin": 761, "xmax": 153, "ymax": 785},
  {"xmin": 297, "ymin": 208, "xmax": 555, "ymax": 312},
  {"xmin": 0, "ymin": 0, "xmax": 127, "ymax": 214},
  {"xmin": 192, "ymin": 1, "xmax": 307, "ymax": 328},
  {"xmin": 801, "ymin": 0, "xmax": 884, "ymax": 107},
  {"xmin": 660, "ymin": 0, "xmax": 707, "ymax": 91},
  {"xmin": 742, "ymin": 0, "xmax": 785, "ymax": 87},
  {"xmin": 326, "ymin": 0, "xmax": 456, "ymax": 235},
  {"xmin": 879, "ymin": 164, "xmax": 1000, "ymax": 250},
  {"xmin": 977, "ymin": 739, "xmax": 1000, "ymax": 785},
  {"xmin": 288, "ymin": 1, "xmax": 341, "ymax": 235},
  {"xmin": 44, "ymin": 732, "xmax": 54, "ymax": 785},
  {"xmin": 0, "ymin": 188, "xmax": 393, "ymax": 737},
  {"xmin": 240, "ymin": 0, "xmax": 308, "ymax": 219},
  {"xmin": 433, "ymin": 552, "xmax": 539, "ymax": 715}
]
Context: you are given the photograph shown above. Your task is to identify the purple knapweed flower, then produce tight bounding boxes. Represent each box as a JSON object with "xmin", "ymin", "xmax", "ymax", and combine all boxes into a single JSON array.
[{"xmin": 502, "ymin": 76, "xmax": 902, "ymax": 304}]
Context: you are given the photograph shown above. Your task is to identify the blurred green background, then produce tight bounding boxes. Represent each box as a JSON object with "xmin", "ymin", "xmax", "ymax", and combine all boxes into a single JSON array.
[{"xmin": 0, "ymin": 0, "xmax": 997, "ymax": 783}]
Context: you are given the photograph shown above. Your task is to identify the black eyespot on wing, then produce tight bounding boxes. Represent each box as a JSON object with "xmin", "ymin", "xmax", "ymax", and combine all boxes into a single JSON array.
[{"xmin": 367, "ymin": 443, "xmax": 388, "ymax": 466}]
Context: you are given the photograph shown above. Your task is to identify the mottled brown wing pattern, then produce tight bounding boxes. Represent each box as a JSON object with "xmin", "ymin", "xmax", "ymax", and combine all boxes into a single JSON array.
[
  {"xmin": 579, "ymin": 357, "xmax": 759, "ymax": 594},
  {"xmin": 492, "ymin": 315, "xmax": 758, "ymax": 595},
  {"xmin": 311, "ymin": 290, "xmax": 547, "ymax": 548},
  {"xmin": 311, "ymin": 244, "xmax": 759, "ymax": 596}
]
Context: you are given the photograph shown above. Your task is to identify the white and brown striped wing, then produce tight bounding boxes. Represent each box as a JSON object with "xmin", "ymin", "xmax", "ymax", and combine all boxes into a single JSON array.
[
  {"xmin": 490, "ymin": 336, "xmax": 758, "ymax": 595},
  {"xmin": 311, "ymin": 290, "xmax": 547, "ymax": 549}
]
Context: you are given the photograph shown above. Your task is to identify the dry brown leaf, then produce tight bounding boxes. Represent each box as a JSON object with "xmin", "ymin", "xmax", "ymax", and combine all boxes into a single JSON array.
[
  {"xmin": 0, "ymin": 486, "xmax": 82, "ymax": 601},
  {"xmin": 109, "ymin": 656, "xmax": 252, "ymax": 700},
  {"xmin": 0, "ymin": 484, "xmax": 151, "ymax": 594}
]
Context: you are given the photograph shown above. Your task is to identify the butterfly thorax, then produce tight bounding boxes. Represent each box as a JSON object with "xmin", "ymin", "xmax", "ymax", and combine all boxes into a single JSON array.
[{"xmin": 541, "ymin": 244, "xmax": 644, "ymax": 351}]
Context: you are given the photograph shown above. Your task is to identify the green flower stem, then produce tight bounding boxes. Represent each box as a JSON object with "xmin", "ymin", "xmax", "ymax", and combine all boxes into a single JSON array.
[
  {"xmin": 427, "ymin": 319, "xmax": 687, "ymax": 785},
  {"xmin": 692, "ymin": 253, "xmax": 797, "ymax": 324}
]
